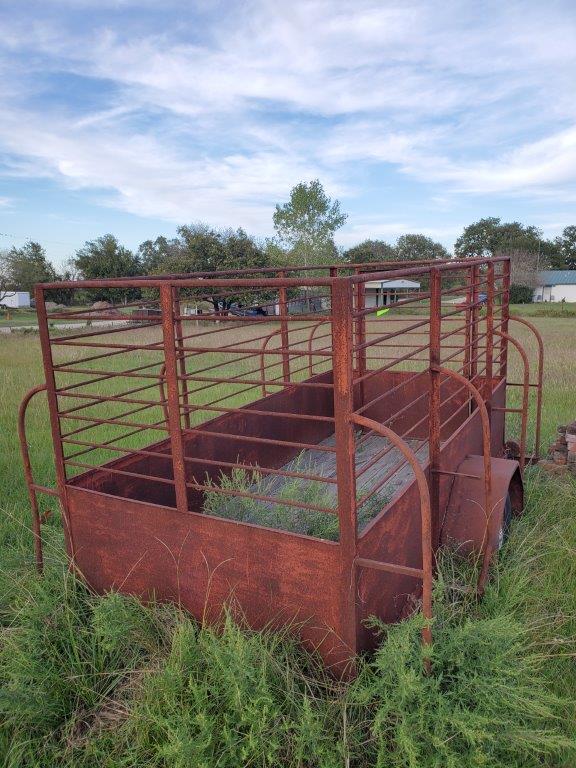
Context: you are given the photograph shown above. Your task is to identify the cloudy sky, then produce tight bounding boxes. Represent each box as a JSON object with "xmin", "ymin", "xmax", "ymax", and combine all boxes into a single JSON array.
[{"xmin": 0, "ymin": 0, "xmax": 575, "ymax": 264}]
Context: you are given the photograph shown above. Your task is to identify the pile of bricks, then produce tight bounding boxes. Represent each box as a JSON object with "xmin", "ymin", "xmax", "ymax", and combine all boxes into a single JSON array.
[{"xmin": 538, "ymin": 422, "xmax": 576, "ymax": 476}]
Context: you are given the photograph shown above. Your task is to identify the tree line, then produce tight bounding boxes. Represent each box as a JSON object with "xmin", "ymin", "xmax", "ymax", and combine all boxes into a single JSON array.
[{"xmin": 1, "ymin": 180, "xmax": 575, "ymax": 305}]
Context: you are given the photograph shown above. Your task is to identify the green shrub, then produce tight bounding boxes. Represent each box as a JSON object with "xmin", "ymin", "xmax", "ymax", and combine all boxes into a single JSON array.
[{"xmin": 509, "ymin": 284, "xmax": 533, "ymax": 303}]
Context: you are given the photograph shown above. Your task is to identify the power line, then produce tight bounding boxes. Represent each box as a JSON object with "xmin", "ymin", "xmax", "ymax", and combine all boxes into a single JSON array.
[{"xmin": 0, "ymin": 232, "xmax": 78, "ymax": 247}]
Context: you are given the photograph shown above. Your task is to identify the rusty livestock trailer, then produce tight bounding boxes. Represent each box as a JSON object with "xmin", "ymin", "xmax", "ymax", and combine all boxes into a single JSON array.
[{"xmin": 19, "ymin": 257, "xmax": 543, "ymax": 673}]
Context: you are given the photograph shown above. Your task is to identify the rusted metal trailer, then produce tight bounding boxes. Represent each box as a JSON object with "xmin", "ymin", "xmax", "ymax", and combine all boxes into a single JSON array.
[{"xmin": 19, "ymin": 257, "xmax": 543, "ymax": 673}]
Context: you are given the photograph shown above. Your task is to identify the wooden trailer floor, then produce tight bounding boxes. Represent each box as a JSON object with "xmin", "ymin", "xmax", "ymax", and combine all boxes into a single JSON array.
[{"xmin": 202, "ymin": 432, "xmax": 429, "ymax": 541}]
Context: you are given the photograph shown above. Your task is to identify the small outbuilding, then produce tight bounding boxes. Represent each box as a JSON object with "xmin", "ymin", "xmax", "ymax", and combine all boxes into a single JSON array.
[
  {"xmin": 533, "ymin": 271, "xmax": 576, "ymax": 302},
  {"xmin": 364, "ymin": 278, "xmax": 421, "ymax": 308},
  {"xmin": 2, "ymin": 291, "xmax": 31, "ymax": 308}
]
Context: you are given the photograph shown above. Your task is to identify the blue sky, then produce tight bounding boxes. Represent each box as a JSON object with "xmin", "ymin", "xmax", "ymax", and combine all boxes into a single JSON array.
[{"xmin": 0, "ymin": 0, "xmax": 575, "ymax": 267}]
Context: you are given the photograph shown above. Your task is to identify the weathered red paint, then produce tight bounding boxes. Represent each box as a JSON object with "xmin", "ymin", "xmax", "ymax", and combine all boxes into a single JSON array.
[{"xmin": 19, "ymin": 257, "xmax": 544, "ymax": 672}]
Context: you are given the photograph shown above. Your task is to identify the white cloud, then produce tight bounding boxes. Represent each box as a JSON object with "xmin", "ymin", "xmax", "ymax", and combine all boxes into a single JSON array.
[{"xmin": 0, "ymin": 0, "xmax": 575, "ymax": 234}]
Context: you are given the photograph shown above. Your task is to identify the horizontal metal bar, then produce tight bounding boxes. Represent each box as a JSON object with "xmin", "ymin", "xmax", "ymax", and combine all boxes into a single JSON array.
[
  {"xmin": 431, "ymin": 469, "xmax": 481, "ymax": 480},
  {"xmin": 355, "ymin": 556, "xmax": 424, "ymax": 579},
  {"xmin": 30, "ymin": 483, "xmax": 60, "ymax": 497}
]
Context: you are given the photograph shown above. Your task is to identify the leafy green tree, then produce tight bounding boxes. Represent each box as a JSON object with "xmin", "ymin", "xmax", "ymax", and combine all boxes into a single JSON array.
[
  {"xmin": 454, "ymin": 217, "xmax": 502, "ymax": 258},
  {"xmin": 273, "ymin": 180, "xmax": 347, "ymax": 267},
  {"xmin": 74, "ymin": 234, "xmax": 142, "ymax": 303},
  {"xmin": 344, "ymin": 239, "xmax": 396, "ymax": 264},
  {"xmin": 0, "ymin": 250, "xmax": 12, "ymax": 304},
  {"xmin": 553, "ymin": 225, "xmax": 576, "ymax": 269},
  {"xmin": 154, "ymin": 225, "xmax": 270, "ymax": 311},
  {"xmin": 138, "ymin": 236, "xmax": 173, "ymax": 274},
  {"xmin": 395, "ymin": 234, "xmax": 449, "ymax": 262},
  {"xmin": 454, "ymin": 217, "xmax": 553, "ymax": 260},
  {"xmin": 2, "ymin": 241, "xmax": 56, "ymax": 293}
]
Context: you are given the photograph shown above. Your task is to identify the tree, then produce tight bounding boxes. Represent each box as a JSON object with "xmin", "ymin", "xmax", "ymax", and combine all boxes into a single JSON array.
[
  {"xmin": 454, "ymin": 217, "xmax": 552, "ymax": 261},
  {"xmin": 504, "ymin": 249, "xmax": 540, "ymax": 292},
  {"xmin": 138, "ymin": 236, "xmax": 173, "ymax": 274},
  {"xmin": 74, "ymin": 234, "xmax": 142, "ymax": 303},
  {"xmin": 344, "ymin": 239, "xmax": 396, "ymax": 264},
  {"xmin": 2, "ymin": 241, "xmax": 56, "ymax": 293},
  {"xmin": 554, "ymin": 226, "xmax": 576, "ymax": 269},
  {"xmin": 273, "ymin": 180, "xmax": 347, "ymax": 267},
  {"xmin": 395, "ymin": 234, "xmax": 449, "ymax": 262},
  {"xmin": 154, "ymin": 224, "xmax": 270, "ymax": 311},
  {"xmin": 0, "ymin": 251, "xmax": 11, "ymax": 304}
]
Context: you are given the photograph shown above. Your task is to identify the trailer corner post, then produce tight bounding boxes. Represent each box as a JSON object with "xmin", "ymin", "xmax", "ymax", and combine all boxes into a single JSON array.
[
  {"xmin": 331, "ymin": 277, "xmax": 358, "ymax": 658},
  {"xmin": 428, "ymin": 267, "xmax": 442, "ymax": 549},
  {"xmin": 35, "ymin": 286, "xmax": 75, "ymax": 560},
  {"xmin": 160, "ymin": 284, "xmax": 189, "ymax": 514}
]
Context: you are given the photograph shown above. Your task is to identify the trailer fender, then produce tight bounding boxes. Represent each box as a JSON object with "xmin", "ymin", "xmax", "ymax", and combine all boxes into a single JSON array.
[{"xmin": 440, "ymin": 455, "xmax": 523, "ymax": 556}]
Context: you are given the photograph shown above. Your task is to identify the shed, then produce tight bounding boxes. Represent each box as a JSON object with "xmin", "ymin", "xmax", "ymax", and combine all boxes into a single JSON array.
[
  {"xmin": 2, "ymin": 291, "xmax": 31, "ymax": 308},
  {"xmin": 364, "ymin": 279, "xmax": 421, "ymax": 308}
]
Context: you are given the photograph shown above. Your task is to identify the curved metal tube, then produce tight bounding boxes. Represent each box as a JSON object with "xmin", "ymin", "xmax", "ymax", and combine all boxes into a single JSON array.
[
  {"xmin": 260, "ymin": 328, "xmax": 282, "ymax": 396},
  {"xmin": 307, "ymin": 319, "xmax": 327, "ymax": 377},
  {"xmin": 494, "ymin": 330, "xmax": 530, "ymax": 471},
  {"xmin": 159, "ymin": 363, "xmax": 169, "ymax": 425},
  {"xmin": 18, "ymin": 384, "xmax": 48, "ymax": 573},
  {"xmin": 349, "ymin": 413, "xmax": 433, "ymax": 652},
  {"xmin": 436, "ymin": 367, "xmax": 493, "ymax": 592},
  {"xmin": 509, "ymin": 316, "xmax": 544, "ymax": 460}
]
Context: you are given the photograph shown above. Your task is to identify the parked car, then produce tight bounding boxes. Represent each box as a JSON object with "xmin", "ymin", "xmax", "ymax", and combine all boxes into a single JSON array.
[{"xmin": 229, "ymin": 303, "xmax": 268, "ymax": 317}]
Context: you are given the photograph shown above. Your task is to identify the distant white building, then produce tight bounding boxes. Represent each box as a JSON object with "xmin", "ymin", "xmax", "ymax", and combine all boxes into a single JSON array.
[
  {"xmin": 2, "ymin": 291, "xmax": 31, "ymax": 308},
  {"xmin": 364, "ymin": 279, "xmax": 421, "ymax": 308},
  {"xmin": 533, "ymin": 271, "xmax": 576, "ymax": 302}
]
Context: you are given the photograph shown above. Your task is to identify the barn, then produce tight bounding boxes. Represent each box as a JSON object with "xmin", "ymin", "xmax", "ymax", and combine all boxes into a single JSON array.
[{"xmin": 533, "ymin": 271, "xmax": 576, "ymax": 302}]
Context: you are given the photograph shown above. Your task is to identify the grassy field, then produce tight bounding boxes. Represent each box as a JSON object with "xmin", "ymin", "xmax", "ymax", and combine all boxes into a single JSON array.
[{"xmin": 1, "ymin": 316, "xmax": 575, "ymax": 766}]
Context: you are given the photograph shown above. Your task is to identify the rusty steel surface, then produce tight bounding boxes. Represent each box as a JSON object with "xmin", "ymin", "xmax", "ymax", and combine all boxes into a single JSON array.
[{"xmin": 20, "ymin": 256, "xmax": 545, "ymax": 672}]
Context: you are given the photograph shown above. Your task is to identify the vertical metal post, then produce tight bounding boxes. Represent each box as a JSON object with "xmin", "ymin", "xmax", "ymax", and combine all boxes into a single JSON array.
[
  {"xmin": 463, "ymin": 268, "xmax": 472, "ymax": 380},
  {"xmin": 485, "ymin": 261, "xmax": 495, "ymax": 415},
  {"xmin": 35, "ymin": 287, "xmax": 75, "ymax": 559},
  {"xmin": 354, "ymin": 269, "xmax": 366, "ymax": 378},
  {"xmin": 173, "ymin": 290, "xmax": 190, "ymax": 429},
  {"xmin": 500, "ymin": 259, "xmax": 511, "ymax": 379},
  {"xmin": 470, "ymin": 264, "xmax": 480, "ymax": 385},
  {"xmin": 278, "ymin": 271, "xmax": 291, "ymax": 385},
  {"xmin": 160, "ymin": 285, "xmax": 189, "ymax": 514},
  {"xmin": 331, "ymin": 278, "xmax": 358, "ymax": 658},
  {"xmin": 428, "ymin": 268, "xmax": 442, "ymax": 549}
]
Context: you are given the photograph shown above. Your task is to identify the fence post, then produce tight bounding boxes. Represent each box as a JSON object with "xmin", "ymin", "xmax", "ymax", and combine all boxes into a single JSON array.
[
  {"xmin": 331, "ymin": 277, "xmax": 358, "ymax": 658},
  {"xmin": 160, "ymin": 284, "xmax": 189, "ymax": 514},
  {"xmin": 428, "ymin": 267, "xmax": 442, "ymax": 548}
]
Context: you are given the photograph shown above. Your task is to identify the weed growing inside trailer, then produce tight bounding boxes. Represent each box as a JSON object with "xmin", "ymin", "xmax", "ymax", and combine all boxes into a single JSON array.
[{"xmin": 201, "ymin": 451, "xmax": 393, "ymax": 540}]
